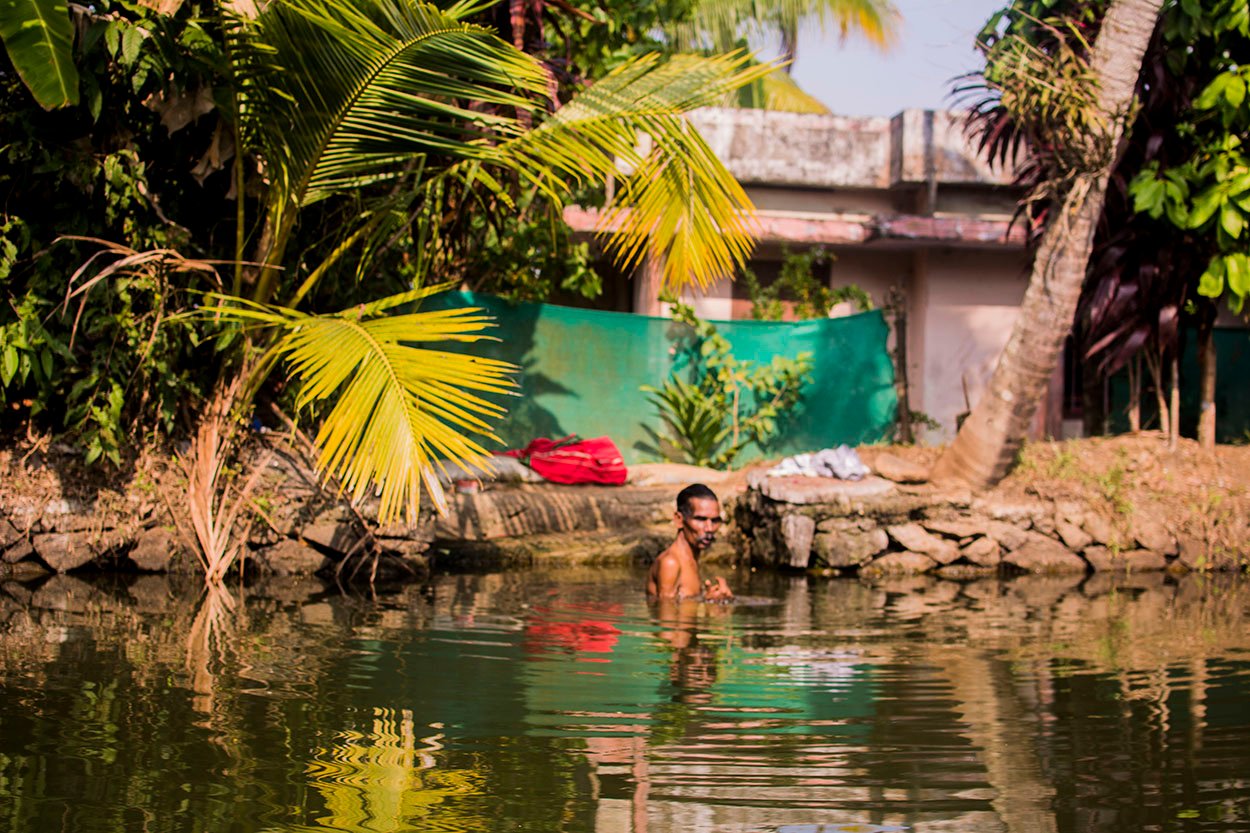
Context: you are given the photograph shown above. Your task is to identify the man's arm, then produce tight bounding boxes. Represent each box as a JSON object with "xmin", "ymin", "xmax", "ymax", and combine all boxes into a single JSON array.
[{"xmin": 652, "ymin": 555, "xmax": 683, "ymax": 599}]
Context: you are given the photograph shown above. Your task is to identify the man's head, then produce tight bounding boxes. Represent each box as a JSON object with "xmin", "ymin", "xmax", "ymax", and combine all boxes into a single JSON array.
[{"xmin": 675, "ymin": 483, "xmax": 722, "ymax": 553}]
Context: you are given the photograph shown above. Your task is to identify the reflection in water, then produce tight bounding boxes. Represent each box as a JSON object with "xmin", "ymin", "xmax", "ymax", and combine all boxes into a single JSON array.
[{"xmin": 0, "ymin": 569, "xmax": 1249, "ymax": 833}]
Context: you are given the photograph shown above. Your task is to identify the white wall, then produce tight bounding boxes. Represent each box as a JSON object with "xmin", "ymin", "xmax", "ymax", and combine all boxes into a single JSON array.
[{"xmin": 914, "ymin": 249, "xmax": 1032, "ymax": 441}]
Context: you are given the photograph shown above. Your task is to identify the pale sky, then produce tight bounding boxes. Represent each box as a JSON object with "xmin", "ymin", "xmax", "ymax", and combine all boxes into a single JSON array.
[{"xmin": 779, "ymin": 0, "xmax": 1007, "ymax": 117}]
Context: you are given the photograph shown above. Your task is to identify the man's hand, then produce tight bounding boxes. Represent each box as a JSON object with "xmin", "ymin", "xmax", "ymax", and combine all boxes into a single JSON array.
[{"xmin": 703, "ymin": 576, "xmax": 733, "ymax": 602}]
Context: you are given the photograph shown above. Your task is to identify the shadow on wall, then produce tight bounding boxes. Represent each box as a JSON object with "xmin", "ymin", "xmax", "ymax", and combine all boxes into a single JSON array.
[{"xmin": 421, "ymin": 293, "xmax": 571, "ymax": 452}]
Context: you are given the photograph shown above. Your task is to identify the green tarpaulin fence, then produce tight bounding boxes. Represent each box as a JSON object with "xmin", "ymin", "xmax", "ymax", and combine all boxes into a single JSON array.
[{"xmin": 427, "ymin": 292, "xmax": 898, "ymax": 464}]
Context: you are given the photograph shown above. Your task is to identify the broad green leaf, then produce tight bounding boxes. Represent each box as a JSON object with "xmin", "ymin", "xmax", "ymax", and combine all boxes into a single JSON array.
[
  {"xmin": 1194, "ymin": 73, "xmax": 1228, "ymax": 111},
  {"xmin": 1227, "ymin": 74, "xmax": 1247, "ymax": 108},
  {"xmin": 1131, "ymin": 176, "xmax": 1165, "ymax": 218},
  {"xmin": 1198, "ymin": 257, "xmax": 1226, "ymax": 298},
  {"xmin": 0, "ymin": 0, "xmax": 79, "ymax": 109},
  {"xmin": 1220, "ymin": 203, "xmax": 1245, "ymax": 238},
  {"xmin": 1228, "ymin": 170, "xmax": 1250, "ymax": 199},
  {"xmin": 1228, "ymin": 253, "xmax": 1250, "ymax": 300},
  {"xmin": 1188, "ymin": 187, "xmax": 1223, "ymax": 229},
  {"xmin": 119, "ymin": 23, "xmax": 144, "ymax": 66},
  {"xmin": 1, "ymin": 345, "xmax": 17, "ymax": 385},
  {"xmin": 37, "ymin": 348, "xmax": 53, "ymax": 382}
]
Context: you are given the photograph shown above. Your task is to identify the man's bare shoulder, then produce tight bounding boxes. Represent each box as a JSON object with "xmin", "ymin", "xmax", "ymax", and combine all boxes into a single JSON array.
[{"xmin": 653, "ymin": 545, "xmax": 681, "ymax": 564}]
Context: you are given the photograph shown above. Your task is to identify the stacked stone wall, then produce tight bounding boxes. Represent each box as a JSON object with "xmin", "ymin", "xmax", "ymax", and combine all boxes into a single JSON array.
[{"xmin": 734, "ymin": 474, "xmax": 1248, "ymax": 577}]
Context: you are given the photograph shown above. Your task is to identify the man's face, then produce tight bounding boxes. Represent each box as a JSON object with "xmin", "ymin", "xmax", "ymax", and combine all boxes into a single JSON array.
[{"xmin": 677, "ymin": 496, "xmax": 722, "ymax": 553}]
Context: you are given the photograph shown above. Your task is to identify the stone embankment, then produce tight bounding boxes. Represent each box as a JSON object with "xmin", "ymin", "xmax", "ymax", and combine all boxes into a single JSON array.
[
  {"xmin": 0, "ymin": 446, "xmax": 712, "ymax": 579},
  {"xmin": 0, "ymin": 483, "xmax": 688, "ymax": 580},
  {"xmin": 738, "ymin": 452, "xmax": 1247, "ymax": 577},
  {"xmin": 3, "ymin": 438, "xmax": 1246, "ymax": 580}
]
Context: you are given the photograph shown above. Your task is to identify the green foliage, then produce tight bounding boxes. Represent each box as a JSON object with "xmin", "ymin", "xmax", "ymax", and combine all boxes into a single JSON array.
[
  {"xmin": 901, "ymin": 409, "xmax": 942, "ymax": 440},
  {"xmin": 205, "ymin": 285, "xmax": 516, "ymax": 519},
  {"xmin": 0, "ymin": 0, "xmax": 226, "ymax": 461},
  {"xmin": 1093, "ymin": 457, "xmax": 1133, "ymax": 517},
  {"xmin": 208, "ymin": 1, "xmax": 769, "ymax": 520},
  {"xmin": 663, "ymin": 0, "xmax": 898, "ymax": 55},
  {"xmin": 643, "ymin": 374, "xmax": 730, "ymax": 466},
  {"xmin": 1123, "ymin": 0, "xmax": 1250, "ymax": 316},
  {"xmin": 0, "ymin": 0, "xmax": 79, "ymax": 109},
  {"xmin": 460, "ymin": 192, "xmax": 602, "ymax": 302},
  {"xmin": 643, "ymin": 300, "xmax": 813, "ymax": 468},
  {"xmin": 741, "ymin": 247, "xmax": 872, "ymax": 321},
  {"xmin": 966, "ymin": 3, "xmax": 1113, "ymax": 182}
]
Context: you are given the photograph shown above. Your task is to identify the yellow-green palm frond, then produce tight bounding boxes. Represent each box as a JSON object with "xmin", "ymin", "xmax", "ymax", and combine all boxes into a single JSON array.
[
  {"xmin": 206, "ymin": 286, "xmax": 516, "ymax": 521},
  {"xmin": 804, "ymin": 0, "xmax": 899, "ymax": 47},
  {"xmin": 493, "ymin": 52, "xmax": 769, "ymax": 291},
  {"xmin": 228, "ymin": 0, "xmax": 550, "ymax": 209},
  {"xmin": 734, "ymin": 69, "xmax": 830, "ymax": 114},
  {"xmin": 759, "ymin": 71, "xmax": 830, "ymax": 113},
  {"xmin": 666, "ymin": 0, "xmax": 899, "ymax": 53}
]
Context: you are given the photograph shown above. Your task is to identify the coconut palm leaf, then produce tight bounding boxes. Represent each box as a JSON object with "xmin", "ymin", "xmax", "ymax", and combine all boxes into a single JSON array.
[
  {"xmin": 665, "ymin": 0, "xmax": 899, "ymax": 54},
  {"xmin": 495, "ymin": 51, "xmax": 768, "ymax": 290},
  {"xmin": 228, "ymin": 0, "xmax": 550, "ymax": 209},
  {"xmin": 757, "ymin": 70, "xmax": 830, "ymax": 113},
  {"xmin": 207, "ymin": 286, "xmax": 517, "ymax": 521},
  {"xmin": 229, "ymin": 0, "xmax": 770, "ymax": 297}
]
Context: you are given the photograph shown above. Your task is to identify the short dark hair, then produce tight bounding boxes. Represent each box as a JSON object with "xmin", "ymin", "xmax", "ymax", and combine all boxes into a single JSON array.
[{"xmin": 676, "ymin": 483, "xmax": 718, "ymax": 516}]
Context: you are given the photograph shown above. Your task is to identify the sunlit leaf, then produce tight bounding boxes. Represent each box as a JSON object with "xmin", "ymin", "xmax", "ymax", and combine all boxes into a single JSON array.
[
  {"xmin": 202, "ymin": 291, "xmax": 517, "ymax": 522},
  {"xmin": 494, "ymin": 51, "xmax": 766, "ymax": 291},
  {"xmin": 1198, "ymin": 256, "xmax": 1225, "ymax": 298}
]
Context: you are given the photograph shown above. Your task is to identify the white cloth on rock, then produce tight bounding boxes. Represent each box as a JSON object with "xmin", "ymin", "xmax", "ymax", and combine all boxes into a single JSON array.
[{"xmin": 766, "ymin": 445, "xmax": 869, "ymax": 481}]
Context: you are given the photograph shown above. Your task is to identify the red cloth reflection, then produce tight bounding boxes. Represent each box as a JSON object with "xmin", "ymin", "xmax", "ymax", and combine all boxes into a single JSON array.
[{"xmin": 524, "ymin": 603, "xmax": 622, "ymax": 659}]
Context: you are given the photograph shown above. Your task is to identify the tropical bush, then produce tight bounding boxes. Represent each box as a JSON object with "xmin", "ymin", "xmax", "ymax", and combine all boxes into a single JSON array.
[{"xmin": 643, "ymin": 300, "xmax": 812, "ymax": 468}]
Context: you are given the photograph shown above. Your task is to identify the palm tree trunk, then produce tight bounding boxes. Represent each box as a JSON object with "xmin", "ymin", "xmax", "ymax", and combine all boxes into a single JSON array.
[
  {"xmin": 931, "ymin": 0, "xmax": 1164, "ymax": 489},
  {"xmin": 1197, "ymin": 306, "xmax": 1216, "ymax": 450}
]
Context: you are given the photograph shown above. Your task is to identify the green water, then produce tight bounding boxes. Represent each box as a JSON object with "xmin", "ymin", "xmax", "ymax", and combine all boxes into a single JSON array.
[{"xmin": 1, "ymin": 567, "xmax": 1249, "ymax": 833}]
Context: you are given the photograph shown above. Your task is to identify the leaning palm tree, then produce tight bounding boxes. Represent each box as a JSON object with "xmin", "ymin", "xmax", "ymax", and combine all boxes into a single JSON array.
[
  {"xmin": 183, "ymin": 0, "xmax": 769, "ymax": 578},
  {"xmin": 931, "ymin": 0, "xmax": 1165, "ymax": 488}
]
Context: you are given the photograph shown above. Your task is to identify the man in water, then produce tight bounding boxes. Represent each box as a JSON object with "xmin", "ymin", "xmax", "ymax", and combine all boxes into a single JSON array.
[{"xmin": 646, "ymin": 483, "xmax": 734, "ymax": 602}]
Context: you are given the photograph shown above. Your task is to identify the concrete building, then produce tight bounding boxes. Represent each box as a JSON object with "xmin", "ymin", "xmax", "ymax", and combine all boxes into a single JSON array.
[{"xmin": 567, "ymin": 107, "xmax": 1047, "ymax": 442}]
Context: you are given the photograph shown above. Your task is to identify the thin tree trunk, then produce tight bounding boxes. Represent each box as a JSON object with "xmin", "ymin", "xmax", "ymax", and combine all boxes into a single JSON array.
[
  {"xmin": 1169, "ymin": 350, "xmax": 1180, "ymax": 451},
  {"xmin": 1127, "ymin": 354, "xmax": 1141, "ymax": 432},
  {"xmin": 931, "ymin": 2, "xmax": 1161, "ymax": 486},
  {"xmin": 888, "ymin": 285, "xmax": 913, "ymax": 443},
  {"xmin": 932, "ymin": 0, "xmax": 1163, "ymax": 487},
  {"xmin": 1197, "ymin": 310, "xmax": 1216, "ymax": 450},
  {"xmin": 1145, "ymin": 344, "xmax": 1169, "ymax": 436}
]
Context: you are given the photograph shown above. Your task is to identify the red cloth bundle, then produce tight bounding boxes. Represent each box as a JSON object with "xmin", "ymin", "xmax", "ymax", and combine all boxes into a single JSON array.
[{"xmin": 502, "ymin": 435, "xmax": 628, "ymax": 485}]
